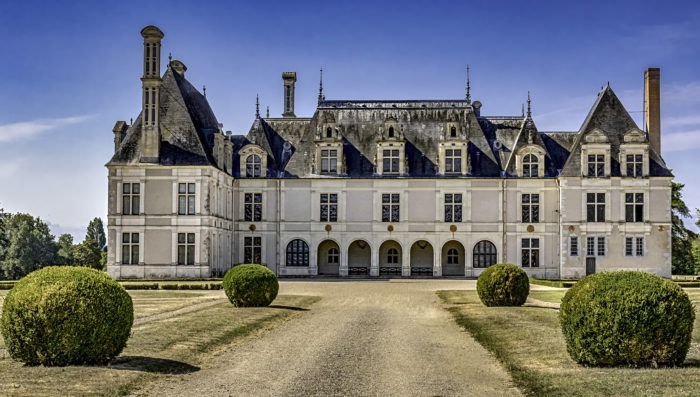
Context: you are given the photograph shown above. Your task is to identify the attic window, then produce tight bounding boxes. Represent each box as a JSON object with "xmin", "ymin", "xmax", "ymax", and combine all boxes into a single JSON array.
[
  {"xmin": 326, "ymin": 127, "xmax": 332, "ymax": 138},
  {"xmin": 388, "ymin": 127, "xmax": 395, "ymax": 138},
  {"xmin": 523, "ymin": 154, "xmax": 539, "ymax": 177},
  {"xmin": 450, "ymin": 126, "xmax": 457, "ymax": 137},
  {"xmin": 246, "ymin": 154, "xmax": 262, "ymax": 178}
]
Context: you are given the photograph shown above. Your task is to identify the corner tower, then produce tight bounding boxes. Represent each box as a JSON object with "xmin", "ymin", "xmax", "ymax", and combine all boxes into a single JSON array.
[
  {"xmin": 140, "ymin": 25, "xmax": 164, "ymax": 163},
  {"xmin": 282, "ymin": 72, "xmax": 297, "ymax": 118}
]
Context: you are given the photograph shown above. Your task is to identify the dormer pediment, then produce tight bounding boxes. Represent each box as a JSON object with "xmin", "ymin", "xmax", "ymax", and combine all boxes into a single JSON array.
[
  {"xmin": 584, "ymin": 128, "xmax": 609, "ymax": 144},
  {"xmin": 623, "ymin": 128, "xmax": 647, "ymax": 143}
]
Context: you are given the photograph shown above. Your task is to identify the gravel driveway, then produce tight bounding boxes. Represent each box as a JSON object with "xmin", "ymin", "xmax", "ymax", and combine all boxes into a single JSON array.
[{"xmin": 133, "ymin": 279, "xmax": 521, "ymax": 396}]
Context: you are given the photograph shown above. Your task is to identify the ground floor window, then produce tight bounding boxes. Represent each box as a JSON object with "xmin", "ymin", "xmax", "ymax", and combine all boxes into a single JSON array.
[
  {"xmin": 177, "ymin": 233, "xmax": 195, "ymax": 265},
  {"xmin": 625, "ymin": 236, "xmax": 644, "ymax": 257},
  {"xmin": 387, "ymin": 248, "xmax": 400, "ymax": 264},
  {"xmin": 121, "ymin": 232, "xmax": 139, "ymax": 265},
  {"xmin": 586, "ymin": 236, "xmax": 606, "ymax": 257},
  {"xmin": 244, "ymin": 236, "xmax": 261, "ymax": 264},
  {"xmin": 328, "ymin": 247, "xmax": 339, "ymax": 264},
  {"xmin": 473, "ymin": 240, "xmax": 497, "ymax": 268},
  {"xmin": 286, "ymin": 239, "xmax": 309, "ymax": 266},
  {"xmin": 521, "ymin": 238, "xmax": 540, "ymax": 268},
  {"xmin": 446, "ymin": 248, "xmax": 459, "ymax": 265}
]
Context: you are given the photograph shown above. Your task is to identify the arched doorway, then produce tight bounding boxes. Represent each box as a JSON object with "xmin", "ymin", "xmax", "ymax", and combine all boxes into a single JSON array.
[
  {"xmin": 442, "ymin": 241, "xmax": 465, "ymax": 276},
  {"xmin": 410, "ymin": 240, "xmax": 434, "ymax": 276},
  {"xmin": 318, "ymin": 240, "xmax": 340, "ymax": 275},
  {"xmin": 379, "ymin": 240, "xmax": 402, "ymax": 276},
  {"xmin": 473, "ymin": 240, "xmax": 497, "ymax": 269},
  {"xmin": 348, "ymin": 240, "xmax": 371, "ymax": 276}
]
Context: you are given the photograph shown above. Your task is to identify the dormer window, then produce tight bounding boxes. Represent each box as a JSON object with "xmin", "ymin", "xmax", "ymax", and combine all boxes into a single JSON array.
[
  {"xmin": 383, "ymin": 149, "xmax": 400, "ymax": 174},
  {"xmin": 587, "ymin": 154, "xmax": 605, "ymax": 177},
  {"xmin": 450, "ymin": 126, "xmax": 457, "ymax": 137},
  {"xmin": 626, "ymin": 154, "xmax": 642, "ymax": 177},
  {"xmin": 523, "ymin": 154, "xmax": 539, "ymax": 177},
  {"xmin": 326, "ymin": 127, "xmax": 332, "ymax": 138},
  {"xmin": 388, "ymin": 126, "xmax": 395, "ymax": 138},
  {"xmin": 246, "ymin": 155, "xmax": 262, "ymax": 177},
  {"xmin": 239, "ymin": 144, "xmax": 268, "ymax": 178},
  {"xmin": 445, "ymin": 149, "xmax": 462, "ymax": 174},
  {"xmin": 320, "ymin": 149, "xmax": 338, "ymax": 174}
]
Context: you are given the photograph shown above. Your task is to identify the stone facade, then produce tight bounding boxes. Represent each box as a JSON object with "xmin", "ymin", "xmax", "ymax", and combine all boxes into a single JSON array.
[{"xmin": 106, "ymin": 26, "xmax": 672, "ymax": 279}]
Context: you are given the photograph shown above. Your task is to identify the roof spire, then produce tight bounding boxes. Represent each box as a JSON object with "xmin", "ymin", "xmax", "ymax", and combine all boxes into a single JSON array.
[
  {"xmin": 318, "ymin": 67, "xmax": 325, "ymax": 106},
  {"xmin": 168, "ymin": 52, "xmax": 172, "ymax": 63},
  {"xmin": 521, "ymin": 103, "xmax": 525, "ymax": 118},
  {"xmin": 526, "ymin": 91, "xmax": 532, "ymax": 118},
  {"xmin": 203, "ymin": 85, "xmax": 206, "ymax": 97},
  {"xmin": 255, "ymin": 94, "xmax": 260, "ymax": 119},
  {"xmin": 266, "ymin": 106, "xmax": 270, "ymax": 118},
  {"xmin": 466, "ymin": 65, "xmax": 472, "ymax": 105}
]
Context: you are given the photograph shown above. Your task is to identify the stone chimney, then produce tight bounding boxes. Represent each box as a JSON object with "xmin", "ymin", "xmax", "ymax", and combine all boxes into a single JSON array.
[
  {"xmin": 645, "ymin": 68, "xmax": 661, "ymax": 154},
  {"xmin": 282, "ymin": 72, "xmax": 297, "ymax": 118},
  {"xmin": 112, "ymin": 121, "xmax": 128, "ymax": 152},
  {"xmin": 139, "ymin": 25, "xmax": 164, "ymax": 163}
]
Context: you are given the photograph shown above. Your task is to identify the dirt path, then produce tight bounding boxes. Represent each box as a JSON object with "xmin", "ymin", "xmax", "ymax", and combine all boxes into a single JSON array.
[{"xmin": 131, "ymin": 280, "xmax": 521, "ymax": 396}]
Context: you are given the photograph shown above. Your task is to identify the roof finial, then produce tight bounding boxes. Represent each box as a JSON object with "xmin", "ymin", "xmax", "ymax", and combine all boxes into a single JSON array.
[
  {"xmin": 168, "ymin": 52, "xmax": 172, "ymax": 63},
  {"xmin": 522, "ymin": 103, "xmax": 525, "ymax": 118},
  {"xmin": 466, "ymin": 65, "xmax": 472, "ymax": 105},
  {"xmin": 266, "ymin": 106, "xmax": 270, "ymax": 118},
  {"xmin": 526, "ymin": 91, "xmax": 532, "ymax": 119},
  {"xmin": 203, "ymin": 85, "xmax": 206, "ymax": 97},
  {"xmin": 318, "ymin": 67, "xmax": 325, "ymax": 106},
  {"xmin": 255, "ymin": 94, "xmax": 260, "ymax": 119}
]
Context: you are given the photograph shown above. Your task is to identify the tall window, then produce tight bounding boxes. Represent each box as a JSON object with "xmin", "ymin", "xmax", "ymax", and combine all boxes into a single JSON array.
[
  {"xmin": 244, "ymin": 193, "xmax": 262, "ymax": 222},
  {"xmin": 244, "ymin": 236, "xmax": 261, "ymax": 263},
  {"xmin": 444, "ymin": 193, "xmax": 463, "ymax": 222},
  {"xmin": 286, "ymin": 239, "xmax": 309, "ymax": 266},
  {"xmin": 625, "ymin": 193, "xmax": 644, "ymax": 222},
  {"xmin": 473, "ymin": 240, "xmax": 497, "ymax": 268},
  {"xmin": 320, "ymin": 149, "xmax": 338, "ymax": 174},
  {"xmin": 626, "ymin": 154, "xmax": 643, "ymax": 177},
  {"xmin": 381, "ymin": 193, "xmax": 400, "ymax": 222},
  {"xmin": 246, "ymin": 155, "xmax": 261, "ymax": 178},
  {"xmin": 523, "ymin": 154, "xmax": 539, "ymax": 177},
  {"xmin": 447, "ymin": 248, "xmax": 459, "ymax": 265},
  {"xmin": 320, "ymin": 193, "xmax": 338, "ymax": 222},
  {"xmin": 570, "ymin": 236, "xmax": 578, "ymax": 256},
  {"xmin": 625, "ymin": 237, "xmax": 644, "ymax": 257},
  {"xmin": 121, "ymin": 233, "xmax": 139, "ymax": 265},
  {"xmin": 178, "ymin": 183, "xmax": 196, "ymax": 215},
  {"xmin": 328, "ymin": 248, "xmax": 339, "ymax": 264},
  {"xmin": 383, "ymin": 149, "xmax": 400, "ymax": 174},
  {"xmin": 521, "ymin": 238, "xmax": 540, "ymax": 268},
  {"xmin": 177, "ymin": 233, "xmax": 195, "ymax": 265},
  {"xmin": 587, "ymin": 154, "xmax": 605, "ymax": 177},
  {"xmin": 122, "ymin": 183, "xmax": 140, "ymax": 215},
  {"xmin": 586, "ymin": 193, "xmax": 605, "ymax": 222},
  {"xmin": 586, "ymin": 236, "xmax": 606, "ymax": 256},
  {"xmin": 387, "ymin": 248, "xmax": 399, "ymax": 264},
  {"xmin": 445, "ymin": 149, "xmax": 462, "ymax": 174},
  {"xmin": 521, "ymin": 194, "xmax": 540, "ymax": 223}
]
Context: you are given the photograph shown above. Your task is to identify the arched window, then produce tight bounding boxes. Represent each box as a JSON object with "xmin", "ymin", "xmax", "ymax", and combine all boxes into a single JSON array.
[
  {"xmin": 388, "ymin": 126, "xmax": 395, "ymax": 138},
  {"xmin": 450, "ymin": 126, "xmax": 457, "ymax": 137},
  {"xmin": 473, "ymin": 240, "xmax": 497, "ymax": 268},
  {"xmin": 246, "ymin": 154, "xmax": 262, "ymax": 178},
  {"xmin": 326, "ymin": 127, "xmax": 333, "ymax": 138},
  {"xmin": 286, "ymin": 239, "xmax": 309, "ymax": 266},
  {"xmin": 523, "ymin": 154, "xmax": 538, "ymax": 177},
  {"xmin": 387, "ymin": 247, "xmax": 399, "ymax": 264},
  {"xmin": 327, "ymin": 247, "xmax": 339, "ymax": 264},
  {"xmin": 447, "ymin": 248, "xmax": 459, "ymax": 265}
]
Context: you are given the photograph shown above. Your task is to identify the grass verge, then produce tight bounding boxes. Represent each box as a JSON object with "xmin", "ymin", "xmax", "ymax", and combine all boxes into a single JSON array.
[
  {"xmin": 439, "ymin": 289, "xmax": 700, "ymax": 397},
  {"xmin": 0, "ymin": 290, "xmax": 319, "ymax": 397}
]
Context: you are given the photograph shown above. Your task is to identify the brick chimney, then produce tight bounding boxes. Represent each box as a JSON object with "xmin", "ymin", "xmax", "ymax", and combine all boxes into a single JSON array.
[{"xmin": 644, "ymin": 68, "xmax": 661, "ymax": 154}]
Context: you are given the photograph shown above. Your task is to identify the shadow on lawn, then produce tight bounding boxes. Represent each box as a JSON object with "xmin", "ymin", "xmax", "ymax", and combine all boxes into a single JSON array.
[
  {"xmin": 109, "ymin": 356, "xmax": 200, "ymax": 374},
  {"xmin": 268, "ymin": 305, "xmax": 309, "ymax": 311}
]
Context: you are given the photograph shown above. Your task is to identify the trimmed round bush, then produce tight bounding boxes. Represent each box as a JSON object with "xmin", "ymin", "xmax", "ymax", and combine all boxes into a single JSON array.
[
  {"xmin": 0, "ymin": 266, "xmax": 133, "ymax": 366},
  {"xmin": 559, "ymin": 271, "xmax": 694, "ymax": 367},
  {"xmin": 223, "ymin": 264, "xmax": 279, "ymax": 307},
  {"xmin": 476, "ymin": 263, "xmax": 529, "ymax": 306}
]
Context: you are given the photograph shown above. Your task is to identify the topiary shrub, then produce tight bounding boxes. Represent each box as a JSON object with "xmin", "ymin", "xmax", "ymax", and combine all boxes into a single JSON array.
[
  {"xmin": 0, "ymin": 266, "xmax": 133, "ymax": 366},
  {"xmin": 559, "ymin": 271, "xmax": 694, "ymax": 367},
  {"xmin": 223, "ymin": 264, "xmax": 278, "ymax": 307},
  {"xmin": 476, "ymin": 263, "xmax": 529, "ymax": 307}
]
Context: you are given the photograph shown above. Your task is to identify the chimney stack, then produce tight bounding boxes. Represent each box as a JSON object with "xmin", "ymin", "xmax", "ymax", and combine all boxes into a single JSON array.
[
  {"xmin": 282, "ymin": 72, "xmax": 297, "ymax": 118},
  {"xmin": 139, "ymin": 25, "xmax": 164, "ymax": 163},
  {"xmin": 644, "ymin": 68, "xmax": 661, "ymax": 154}
]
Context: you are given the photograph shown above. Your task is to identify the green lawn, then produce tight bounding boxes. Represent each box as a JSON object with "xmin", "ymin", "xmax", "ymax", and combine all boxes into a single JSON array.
[{"xmin": 439, "ymin": 289, "xmax": 700, "ymax": 397}]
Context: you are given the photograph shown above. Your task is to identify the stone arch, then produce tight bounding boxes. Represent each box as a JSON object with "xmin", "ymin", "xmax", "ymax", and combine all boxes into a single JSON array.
[
  {"xmin": 442, "ymin": 240, "xmax": 465, "ymax": 276},
  {"xmin": 347, "ymin": 239, "xmax": 371, "ymax": 276},
  {"xmin": 317, "ymin": 239, "xmax": 340, "ymax": 275},
  {"xmin": 379, "ymin": 240, "xmax": 402, "ymax": 276},
  {"xmin": 410, "ymin": 240, "xmax": 434, "ymax": 276}
]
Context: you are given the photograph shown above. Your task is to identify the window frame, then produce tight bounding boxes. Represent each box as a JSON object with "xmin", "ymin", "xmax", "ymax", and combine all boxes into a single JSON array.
[
  {"xmin": 246, "ymin": 154, "xmax": 262, "ymax": 178},
  {"xmin": 626, "ymin": 154, "xmax": 643, "ymax": 178},
  {"xmin": 521, "ymin": 238, "xmax": 540, "ymax": 268},
  {"xmin": 624, "ymin": 193, "xmax": 644, "ymax": 223},
  {"xmin": 587, "ymin": 154, "xmax": 605, "ymax": 177},
  {"xmin": 586, "ymin": 193, "xmax": 606, "ymax": 222},
  {"xmin": 444, "ymin": 149, "xmax": 462, "ymax": 174},
  {"xmin": 570, "ymin": 236, "xmax": 578, "ymax": 257},
  {"xmin": 381, "ymin": 193, "xmax": 400, "ymax": 222},
  {"xmin": 444, "ymin": 193, "xmax": 463, "ymax": 223},
  {"xmin": 121, "ymin": 232, "xmax": 140, "ymax": 265},
  {"xmin": 320, "ymin": 193, "xmax": 338, "ymax": 222},
  {"xmin": 382, "ymin": 149, "xmax": 400, "ymax": 175},
  {"xmin": 122, "ymin": 182, "xmax": 140, "ymax": 215},
  {"xmin": 286, "ymin": 239, "xmax": 310, "ymax": 267},
  {"xmin": 521, "ymin": 193, "xmax": 540, "ymax": 223},
  {"xmin": 320, "ymin": 149, "xmax": 338, "ymax": 174},
  {"xmin": 177, "ymin": 182, "xmax": 196, "ymax": 215},
  {"xmin": 177, "ymin": 232, "xmax": 195, "ymax": 265},
  {"xmin": 244, "ymin": 192, "xmax": 263, "ymax": 222},
  {"xmin": 586, "ymin": 236, "xmax": 606, "ymax": 257},
  {"xmin": 522, "ymin": 154, "xmax": 539, "ymax": 177},
  {"xmin": 473, "ymin": 240, "xmax": 497, "ymax": 269},
  {"xmin": 244, "ymin": 236, "xmax": 262, "ymax": 264}
]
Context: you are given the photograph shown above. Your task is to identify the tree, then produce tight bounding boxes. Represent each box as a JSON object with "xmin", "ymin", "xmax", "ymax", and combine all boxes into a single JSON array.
[
  {"xmin": 671, "ymin": 182, "xmax": 696, "ymax": 275},
  {"xmin": 56, "ymin": 233, "xmax": 74, "ymax": 266},
  {"xmin": 0, "ymin": 213, "xmax": 57, "ymax": 280},
  {"xmin": 86, "ymin": 217, "xmax": 106, "ymax": 251},
  {"xmin": 0, "ymin": 208, "xmax": 7, "ymax": 263},
  {"xmin": 73, "ymin": 238, "xmax": 103, "ymax": 270}
]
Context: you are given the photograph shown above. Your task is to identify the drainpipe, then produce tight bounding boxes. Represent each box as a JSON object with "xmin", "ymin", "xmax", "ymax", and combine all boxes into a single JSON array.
[
  {"xmin": 276, "ymin": 179, "xmax": 281, "ymax": 275},
  {"xmin": 501, "ymin": 178, "xmax": 507, "ymax": 264}
]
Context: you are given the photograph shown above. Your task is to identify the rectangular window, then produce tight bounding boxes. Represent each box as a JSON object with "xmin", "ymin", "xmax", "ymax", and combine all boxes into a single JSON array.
[
  {"xmin": 586, "ymin": 193, "xmax": 605, "ymax": 222},
  {"xmin": 587, "ymin": 236, "xmax": 595, "ymax": 256},
  {"xmin": 587, "ymin": 154, "xmax": 605, "ymax": 177},
  {"xmin": 383, "ymin": 149, "xmax": 400, "ymax": 174},
  {"xmin": 625, "ymin": 237, "xmax": 644, "ymax": 256},
  {"xmin": 445, "ymin": 149, "xmax": 462, "ymax": 174},
  {"xmin": 320, "ymin": 149, "xmax": 338, "ymax": 174},
  {"xmin": 570, "ymin": 236, "xmax": 578, "ymax": 256},
  {"xmin": 597, "ymin": 236, "xmax": 605, "ymax": 256},
  {"xmin": 121, "ymin": 233, "xmax": 139, "ymax": 265},
  {"xmin": 244, "ymin": 193, "xmax": 262, "ymax": 222},
  {"xmin": 381, "ymin": 193, "xmax": 400, "ymax": 222},
  {"xmin": 320, "ymin": 193, "xmax": 338, "ymax": 222},
  {"xmin": 178, "ymin": 183, "xmax": 196, "ymax": 215},
  {"xmin": 177, "ymin": 233, "xmax": 195, "ymax": 265},
  {"xmin": 122, "ymin": 183, "xmax": 140, "ymax": 215},
  {"xmin": 587, "ymin": 236, "xmax": 605, "ymax": 256},
  {"xmin": 444, "ymin": 193, "xmax": 463, "ymax": 222},
  {"xmin": 625, "ymin": 193, "xmax": 644, "ymax": 222},
  {"xmin": 521, "ymin": 194, "xmax": 540, "ymax": 223},
  {"xmin": 521, "ymin": 238, "xmax": 540, "ymax": 268},
  {"xmin": 626, "ymin": 154, "xmax": 643, "ymax": 177},
  {"xmin": 244, "ymin": 236, "xmax": 262, "ymax": 263}
]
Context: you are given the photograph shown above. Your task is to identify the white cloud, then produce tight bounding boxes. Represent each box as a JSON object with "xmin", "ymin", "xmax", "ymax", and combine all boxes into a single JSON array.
[
  {"xmin": 0, "ymin": 160, "xmax": 21, "ymax": 178},
  {"xmin": 665, "ymin": 81, "xmax": 700, "ymax": 104},
  {"xmin": 666, "ymin": 115, "xmax": 700, "ymax": 128},
  {"xmin": 662, "ymin": 130, "xmax": 700, "ymax": 152},
  {"xmin": 0, "ymin": 115, "xmax": 93, "ymax": 143}
]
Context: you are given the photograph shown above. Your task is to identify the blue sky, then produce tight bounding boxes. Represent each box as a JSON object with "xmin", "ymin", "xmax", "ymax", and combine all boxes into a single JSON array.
[{"xmin": 1, "ymin": 1, "xmax": 699, "ymax": 240}]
